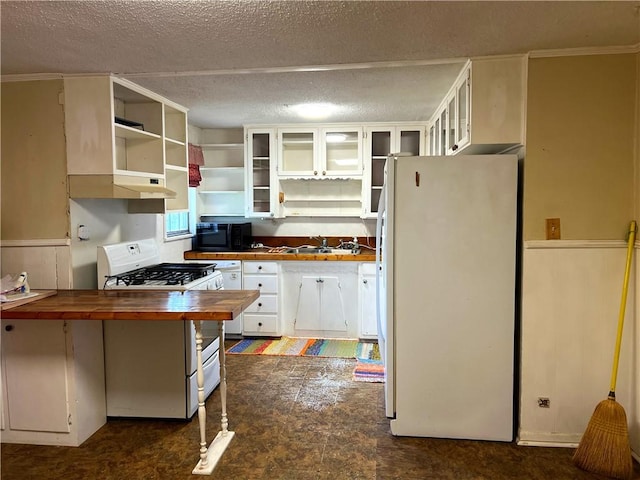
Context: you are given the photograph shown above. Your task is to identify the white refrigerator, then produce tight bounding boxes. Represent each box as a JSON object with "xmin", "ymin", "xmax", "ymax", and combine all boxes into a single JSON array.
[{"xmin": 376, "ymin": 154, "xmax": 518, "ymax": 441}]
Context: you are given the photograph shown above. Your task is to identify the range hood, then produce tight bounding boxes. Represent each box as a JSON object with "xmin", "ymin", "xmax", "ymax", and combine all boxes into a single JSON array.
[{"xmin": 68, "ymin": 175, "xmax": 176, "ymax": 200}]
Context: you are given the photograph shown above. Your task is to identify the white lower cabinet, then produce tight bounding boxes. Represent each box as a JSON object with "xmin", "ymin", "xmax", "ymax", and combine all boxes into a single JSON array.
[
  {"xmin": 242, "ymin": 261, "xmax": 281, "ymax": 336},
  {"xmin": 0, "ymin": 319, "xmax": 106, "ymax": 446},
  {"xmin": 358, "ymin": 262, "xmax": 379, "ymax": 339},
  {"xmin": 281, "ymin": 262, "xmax": 358, "ymax": 338}
]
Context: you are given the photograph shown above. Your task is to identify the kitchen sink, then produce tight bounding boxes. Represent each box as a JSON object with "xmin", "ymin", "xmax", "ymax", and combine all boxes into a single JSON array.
[{"xmin": 284, "ymin": 247, "xmax": 360, "ymax": 255}]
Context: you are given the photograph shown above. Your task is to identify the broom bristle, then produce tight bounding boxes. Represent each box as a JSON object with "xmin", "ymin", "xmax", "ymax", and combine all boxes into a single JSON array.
[{"xmin": 572, "ymin": 398, "xmax": 633, "ymax": 480}]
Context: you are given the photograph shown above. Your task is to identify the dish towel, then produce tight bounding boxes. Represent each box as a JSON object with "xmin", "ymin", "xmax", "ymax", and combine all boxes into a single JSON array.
[{"xmin": 188, "ymin": 143, "xmax": 204, "ymax": 187}]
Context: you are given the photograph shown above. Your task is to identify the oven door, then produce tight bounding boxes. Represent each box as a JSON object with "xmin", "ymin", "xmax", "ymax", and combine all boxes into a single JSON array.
[
  {"xmin": 185, "ymin": 321, "xmax": 220, "ymax": 376},
  {"xmin": 184, "ymin": 276, "xmax": 222, "ymax": 375}
]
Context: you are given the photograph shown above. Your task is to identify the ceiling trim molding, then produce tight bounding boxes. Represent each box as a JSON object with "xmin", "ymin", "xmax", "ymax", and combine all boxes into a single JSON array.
[
  {"xmin": 0, "ymin": 72, "xmax": 113, "ymax": 82},
  {"xmin": 1, "ymin": 73, "xmax": 64, "ymax": 82},
  {"xmin": 529, "ymin": 43, "xmax": 640, "ymax": 58},
  {"xmin": 117, "ymin": 57, "xmax": 469, "ymax": 79}
]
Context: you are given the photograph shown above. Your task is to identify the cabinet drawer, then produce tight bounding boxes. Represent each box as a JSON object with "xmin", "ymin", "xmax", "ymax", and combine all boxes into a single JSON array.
[
  {"xmin": 245, "ymin": 295, "xmax": 278, "ymax": 314},
  {"xmin": 243, "ymin": 262, "xmax": 278, "ymax": 275},
  {"xmin": 243, "ymin": 315, "xmax": 279, "ymax": 334},
  {"xmin": 243, "ymin": 275, "xmax": 278, "ymax": 294}
]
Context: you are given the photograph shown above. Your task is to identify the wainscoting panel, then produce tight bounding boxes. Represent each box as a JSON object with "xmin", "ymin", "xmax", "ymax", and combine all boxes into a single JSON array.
[{"xmin": 519, "ymin": 241, "xmax": 637, "ymax": 456}]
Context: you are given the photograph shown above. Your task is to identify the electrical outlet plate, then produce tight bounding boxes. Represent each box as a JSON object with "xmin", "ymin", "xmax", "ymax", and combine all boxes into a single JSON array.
[{"xmin": 545, "ymin": 218, "xmax": 561, "ymax": 240}]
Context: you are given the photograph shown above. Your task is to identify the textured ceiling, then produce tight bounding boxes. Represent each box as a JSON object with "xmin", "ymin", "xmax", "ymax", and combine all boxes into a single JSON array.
[{"xmin": 2, "ymin": 1, "xmax": 639, "ymax": 128}]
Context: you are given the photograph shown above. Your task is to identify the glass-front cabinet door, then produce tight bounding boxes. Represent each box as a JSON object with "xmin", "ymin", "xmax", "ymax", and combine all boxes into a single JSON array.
[
  {"xmin": 439, "ymin": 110, "xmax": 447, "ymax": 156},
  {"xmin": 398, "ymin": 128, "xmax": 424, "ymax": 156},
  {"xmin": 447, "ymin": 94, "xmax": 457, "ymax": 154},
  {"xmin": 363, "ymin": 128, "xmax": 390, "ymax": 218},
  {"xmin": 321, "ymin": 127, "xmax": 363, "ymax": 177},
  {"xmin": 456, "ymin": 67, "xmax": 471, "ymax": 152},
  {"xmin": 429, "ymin": 124, "xmax": 436, "ymax": 155},
  {"xmin": 362, "ymin": 125, "xmax": 425, "ymax": 218},
  {"xmin": 278, "ymin": 128, "xmax": 318, "ymax": 177},
  {"xmin": 246, "ymin": 128, "xmax": 278, "ymax": 217},
  {"xmin": 433, "ymin": 117, "xmax": 441, "ymax": 156}
]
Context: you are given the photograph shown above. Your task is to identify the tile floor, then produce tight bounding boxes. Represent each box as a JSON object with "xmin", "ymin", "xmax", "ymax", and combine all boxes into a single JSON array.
[{"xmin": 2, "ymin": 352, "xmax": 639, "ymax": 479}]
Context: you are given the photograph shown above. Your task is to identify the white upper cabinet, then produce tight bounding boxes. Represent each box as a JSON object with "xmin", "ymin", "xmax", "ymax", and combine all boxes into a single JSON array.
[
  {"xmin": 278, "ymin": 127, "xmax": 318, "ymax": 177},
  {"xmin": 245, "ymin": 128, "xmax": 279, "ymax": 218},
  {"xmin": 428, "ymin": 56, "xmax": 525, "ymax": 155},
  {"xmin": 277, "ymin": 126, "xmax": 363, "ymax": 178},
  {"xmin": 362, "ymin": 125, "xmax": 425, "ymax": 218},
  {"xmin": 64, "ymin": 75, "xmax": 189, "ymax": 213},
  {"xmin": 196, "ymin": 128, "xmax": 245, "ymax": 218},
  {"xmin": 320, "ymin": 127, "xmax": 363, "ymax": 177},
  {"xmin": 244, "ymin": 122, "xmax": 424, "ymax": 218}
]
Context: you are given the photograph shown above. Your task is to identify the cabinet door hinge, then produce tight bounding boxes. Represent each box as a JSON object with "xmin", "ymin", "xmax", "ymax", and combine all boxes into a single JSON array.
[
  {"xmin": 63, "ymin": 321, "xmax": 68, "ymax": 334},
  {"xmin": 68, "ymin": 414, "xmax": 72, "ymax": 426}
]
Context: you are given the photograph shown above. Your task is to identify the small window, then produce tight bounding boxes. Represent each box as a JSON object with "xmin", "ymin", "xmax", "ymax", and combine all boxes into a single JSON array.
[
  {"xmin": 166, "ymin": 211, "xmax": 190, "ymax": 238},
  {"xmin": 165, "ymin": 188, "xmax": 197, "ymax": 240}
]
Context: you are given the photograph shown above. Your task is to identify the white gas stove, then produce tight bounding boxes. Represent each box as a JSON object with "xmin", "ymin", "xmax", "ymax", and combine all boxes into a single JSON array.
[
  {"xmin": 97, "ymin": 239, "xmax": 222, "ymax": 419},
  {"xmin": 97, "ymin": 238, "xmax": 223, "ymax": 291}
]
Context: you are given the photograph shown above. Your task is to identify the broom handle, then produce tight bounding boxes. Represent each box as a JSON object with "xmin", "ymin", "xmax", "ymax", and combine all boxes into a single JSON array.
[{"xmin": 609, "ymin": 220, "xmax": 637, "ymax": 395}]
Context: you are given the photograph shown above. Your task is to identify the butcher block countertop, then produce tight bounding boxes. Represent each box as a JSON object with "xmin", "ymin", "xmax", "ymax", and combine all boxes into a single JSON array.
[
  {"xmin": 184, "ymin": 249, "xmax": 376, "ymax": 262},
  {"xmin": 1, "ymin": 289, "xmax": 57, "ymax": 310},
  {"xmin": 0, "ymin": 289, "xmax": 260, "ymax": 321}
]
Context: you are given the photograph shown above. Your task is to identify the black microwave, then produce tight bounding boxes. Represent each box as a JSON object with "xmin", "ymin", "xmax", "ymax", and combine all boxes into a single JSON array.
[{"xmin": 192, "ymin": 222, "xmax": 253, "ymax": 252}]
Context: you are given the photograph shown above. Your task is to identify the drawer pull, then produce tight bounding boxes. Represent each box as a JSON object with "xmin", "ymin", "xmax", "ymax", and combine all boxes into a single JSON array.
[
  {"xmin": 258, "ymin": 283, "xmax": 263, "ymax": 287},
  {"xmin": 258, "ymin": 266, "xmax": 262, "ymax": 270},
  {"xmin": 5, "ymin": 325, "xmax": 14, "ymax": 332},
  {"xmin": 258, "ymin": 303, "xmax": 262, "ymax": 307},
  {"xmin": 258, "ymin": 322, "xmax": 263, "ymax": 327}
]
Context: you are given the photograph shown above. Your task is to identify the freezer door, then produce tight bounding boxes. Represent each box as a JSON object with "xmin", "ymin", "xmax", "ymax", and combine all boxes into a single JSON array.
[{"xmin": 390, "ymin": 155, "xmax": 517, "ymax": 441}]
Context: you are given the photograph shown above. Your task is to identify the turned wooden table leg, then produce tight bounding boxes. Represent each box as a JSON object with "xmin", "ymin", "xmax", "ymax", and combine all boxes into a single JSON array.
[
  {"xmin": 218, "ymin": 321, "xmax": 229, "ymax": 434},
  {"xmin": 193, "ymin": 320, "xmax": 209, "ymax": 468},
  {"xmin": 192, "ymin": 320, "xmax": 235, "ymax": 476}
]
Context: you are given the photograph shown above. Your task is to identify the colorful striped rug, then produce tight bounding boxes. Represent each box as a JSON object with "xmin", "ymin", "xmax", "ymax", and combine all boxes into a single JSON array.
[
  {"xmin": 227, "ymin": 337, "xmax": 384, "ymax": 382},
  {"xmin": 353, "ymin": 358, "xmax": 385, "ymax": 383},
  {"xmin": 353, "ymin": 342, "xmax": 384, "ymax": 382},
  {"xmin": 226, "ymin": 336, "xmax": 369, "ymax": 358}
]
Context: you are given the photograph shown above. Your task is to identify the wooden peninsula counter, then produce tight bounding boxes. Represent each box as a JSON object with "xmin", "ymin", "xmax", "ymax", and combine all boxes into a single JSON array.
[{"xmin": 1, "ymin": 289, "xmax": 259, "ymax": 476}]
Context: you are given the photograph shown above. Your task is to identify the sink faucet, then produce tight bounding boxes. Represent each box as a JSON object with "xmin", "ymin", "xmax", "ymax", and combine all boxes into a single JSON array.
[{"xmin": 311, "ymin": 235, "xmax": 328, "ymax": 248}]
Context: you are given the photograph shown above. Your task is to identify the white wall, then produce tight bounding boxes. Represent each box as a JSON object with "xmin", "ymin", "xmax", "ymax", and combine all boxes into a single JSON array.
[
  {"xmin": 519, "ymin": 242, "xmax": 635, "ymax": 448},
  {"xmin": 68, "ymin": 199, "xmax": 190, "ymax": 288}
]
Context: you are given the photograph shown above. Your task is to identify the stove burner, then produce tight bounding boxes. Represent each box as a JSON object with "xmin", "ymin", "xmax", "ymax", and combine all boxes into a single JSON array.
[{"xmin": 108, "ymin": 263, "xmax": 217, "ymax": 287}]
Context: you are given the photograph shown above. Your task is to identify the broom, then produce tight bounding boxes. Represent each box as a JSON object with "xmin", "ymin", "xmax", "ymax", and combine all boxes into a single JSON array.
[{"xmin": 572, "ymin": 220, "xmax": 637, "ymax": 480}]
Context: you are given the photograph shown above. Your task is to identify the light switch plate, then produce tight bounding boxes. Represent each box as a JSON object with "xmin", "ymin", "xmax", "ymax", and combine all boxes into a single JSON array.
[{"xmin": 546, "ymin": 218, "xmax": 561, "ymax": 240}]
